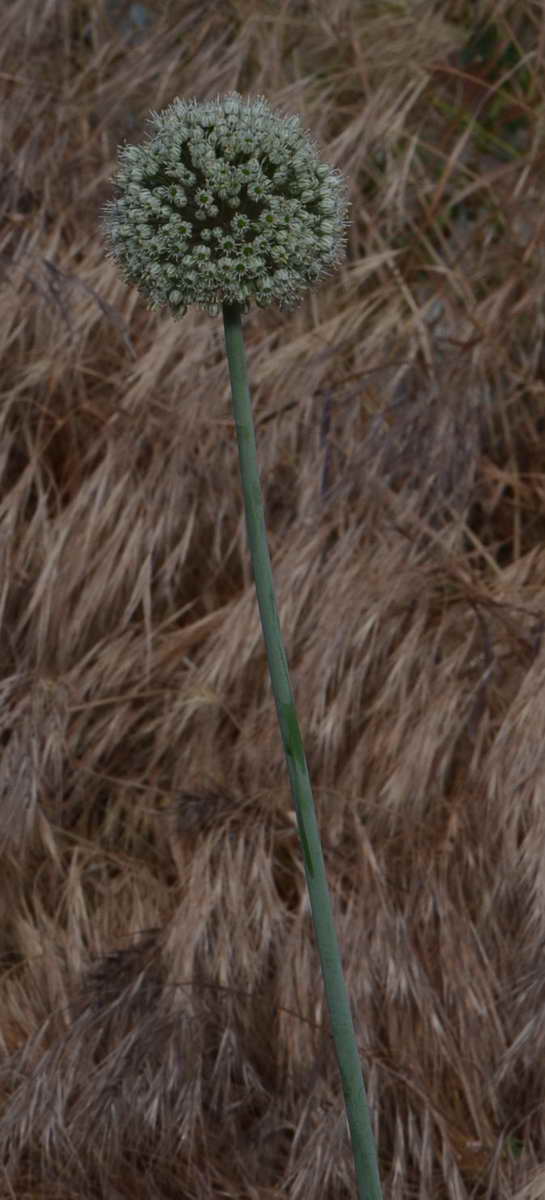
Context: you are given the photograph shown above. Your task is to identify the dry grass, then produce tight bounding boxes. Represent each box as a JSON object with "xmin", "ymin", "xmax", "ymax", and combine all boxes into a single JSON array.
[{"xmin": 1, "ymin": 0, "xmax": 545, "ymax": 1195}]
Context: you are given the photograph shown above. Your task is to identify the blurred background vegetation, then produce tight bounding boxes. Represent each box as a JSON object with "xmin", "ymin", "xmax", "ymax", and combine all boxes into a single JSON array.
[{"xmin": 2, "ymin": 1, "xmax": 545, "ymax": 1197}]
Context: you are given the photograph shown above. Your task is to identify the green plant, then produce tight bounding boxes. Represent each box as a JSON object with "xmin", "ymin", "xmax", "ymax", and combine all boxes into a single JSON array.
[
  {"xmin": 101, "ymin": 91, "xmax": 348, "ymax": 317},
  {"xmin": 101, "ymin": 90, "xmax": 382, "ymax": 1200}
]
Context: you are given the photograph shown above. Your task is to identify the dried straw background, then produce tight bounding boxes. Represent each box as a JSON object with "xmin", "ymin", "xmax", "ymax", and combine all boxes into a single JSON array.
[{"xmin": 2, "ymin": 0, "xmax": 545, "ymax": 1196}]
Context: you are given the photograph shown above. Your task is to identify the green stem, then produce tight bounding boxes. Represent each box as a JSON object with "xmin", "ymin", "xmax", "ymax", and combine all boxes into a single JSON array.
[{"xmin": 222, "ymin": 301, "xmax": 383, "ymax": 1200}]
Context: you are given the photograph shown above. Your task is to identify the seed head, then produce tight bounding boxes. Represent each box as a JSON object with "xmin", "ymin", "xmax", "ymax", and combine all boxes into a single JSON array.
[{"xmin": 101, "ymin": 92, "xmax": 350, "ymax": 318}]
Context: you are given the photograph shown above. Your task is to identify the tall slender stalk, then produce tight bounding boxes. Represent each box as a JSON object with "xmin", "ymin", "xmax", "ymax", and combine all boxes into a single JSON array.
[
  {"xmin": 223, "ymin": 300, "xmax": 383, "ymax": 1200},
  {"xmin": 102, "ymin": 88, "xmax": 384, "ymax": 1198}
]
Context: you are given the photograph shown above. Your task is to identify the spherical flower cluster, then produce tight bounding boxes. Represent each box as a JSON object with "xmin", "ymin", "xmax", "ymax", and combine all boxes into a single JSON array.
[{"xmin": 101, "ymin": 92, "xmax": 350, "ymax": 318}]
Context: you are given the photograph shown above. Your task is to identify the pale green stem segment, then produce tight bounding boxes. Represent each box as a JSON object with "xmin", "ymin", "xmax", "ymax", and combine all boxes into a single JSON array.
[{"xmin": 222, "ymin": 301, "xmax": 383, "ymax": 1200}]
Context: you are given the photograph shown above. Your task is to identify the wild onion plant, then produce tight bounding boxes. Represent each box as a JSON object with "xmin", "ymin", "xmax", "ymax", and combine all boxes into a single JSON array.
[{"xmin": 101, "ymin": 91, "xmax": 383, "ymax": 1200}]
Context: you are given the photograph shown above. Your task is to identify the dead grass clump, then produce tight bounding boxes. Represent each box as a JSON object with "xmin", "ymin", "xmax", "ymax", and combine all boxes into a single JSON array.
[{"xmin": 2, "ymin": 0, "xmax": 545, "ymax": 1196}]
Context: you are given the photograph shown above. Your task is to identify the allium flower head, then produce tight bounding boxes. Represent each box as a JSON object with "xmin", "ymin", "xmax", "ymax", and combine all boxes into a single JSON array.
[{"xmin": 101, "ymin": 92, "xmax": 350, "ymax": 318}]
